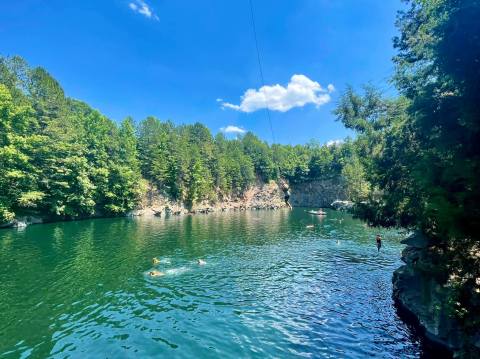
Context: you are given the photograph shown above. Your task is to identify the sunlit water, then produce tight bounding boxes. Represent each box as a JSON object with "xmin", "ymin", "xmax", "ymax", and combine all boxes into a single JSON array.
[{"xmin": 0, "ymin": 209, "xmax": 423, "ymax": 358}]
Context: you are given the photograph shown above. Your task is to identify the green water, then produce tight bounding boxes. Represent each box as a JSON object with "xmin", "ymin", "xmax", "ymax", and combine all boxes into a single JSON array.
[{"xmin": 0, "ymin": 209, "xmax": 422, "ymax": 358}]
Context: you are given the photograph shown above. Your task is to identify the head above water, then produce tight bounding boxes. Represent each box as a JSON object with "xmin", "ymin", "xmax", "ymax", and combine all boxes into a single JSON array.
[{"xmin": 149, "ymin": 270, "xmax": 164, "ymax": 277}]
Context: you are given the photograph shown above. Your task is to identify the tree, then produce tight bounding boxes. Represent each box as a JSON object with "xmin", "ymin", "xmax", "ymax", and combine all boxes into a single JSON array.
[{"xmin": 335, "ymin": 1, "xmax": 480, "ymax": 346}]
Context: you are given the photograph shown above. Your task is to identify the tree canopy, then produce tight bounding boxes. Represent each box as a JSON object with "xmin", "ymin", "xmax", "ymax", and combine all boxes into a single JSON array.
[
  {"xmin": 1, "ymin": 55, "xmax": 361, "ymax": 220},
  {"xmin": 334, "ymin": 0, "xmax": 480, "ymax": 339}
]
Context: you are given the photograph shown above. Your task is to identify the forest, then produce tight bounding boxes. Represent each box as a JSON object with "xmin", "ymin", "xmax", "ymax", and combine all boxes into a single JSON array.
[
  {"xmin": 0, "ymin": 56, "xmax": 368, "ymax": 222},
  {"xmin": 1, "ymin": 0, "xmax": 479, "ymax": 354}
]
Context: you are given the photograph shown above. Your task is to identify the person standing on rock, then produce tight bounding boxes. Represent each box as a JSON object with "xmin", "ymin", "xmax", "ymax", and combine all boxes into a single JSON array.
[{"xmin": 376, "ymin": 234, "xmax": 382, "ymax": 252}]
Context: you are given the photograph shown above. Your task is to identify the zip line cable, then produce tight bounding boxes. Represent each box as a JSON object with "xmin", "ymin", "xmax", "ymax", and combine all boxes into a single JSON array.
[
  {"xmin": 248, "ymin": 0, "xmax": 276, "ymax": 145},
  {"xmin": 248, "ymin": 0, "xmax": 289, "ymax": 186}
]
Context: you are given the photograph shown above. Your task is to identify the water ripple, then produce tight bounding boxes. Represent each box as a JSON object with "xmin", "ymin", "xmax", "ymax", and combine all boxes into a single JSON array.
[{"xmin": 0, "ymin": 209, "xmax": 423, "ymax": 358}]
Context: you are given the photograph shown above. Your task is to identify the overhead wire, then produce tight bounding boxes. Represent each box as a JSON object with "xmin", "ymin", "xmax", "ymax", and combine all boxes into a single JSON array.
[{"xmin": 248, "ymin": 0, "xmax": 276, "ymax": 145}]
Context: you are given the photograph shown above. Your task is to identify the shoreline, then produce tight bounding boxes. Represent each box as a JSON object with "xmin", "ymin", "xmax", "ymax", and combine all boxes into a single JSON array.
[{"xmin": 0, "ymin": 181, "xmax": 289, "ymax": 230}]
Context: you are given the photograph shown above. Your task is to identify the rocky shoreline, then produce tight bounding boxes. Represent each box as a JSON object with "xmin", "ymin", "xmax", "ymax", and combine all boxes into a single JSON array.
[
  {"xmin": 1, "ymin": 180, "xmax": 292, "ymax": 229},
  {"xmin": 392, "ymin": 232, "xmax": 480, "ymax": 357},
  {"xmin": 128, "ymin": 180, "xmax": 288, "ymax": 218},
  {"xmin": 0, "ymin": 178, "xmax": 354, "ymax": 229}
]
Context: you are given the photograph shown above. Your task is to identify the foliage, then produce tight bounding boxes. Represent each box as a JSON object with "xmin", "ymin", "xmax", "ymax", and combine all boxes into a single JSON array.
[
  {"xmin": 1, "ymin": 55, "xmax": 360, "ymax": 223},
  {"xmin": 335, "ymin": 0, "xmax": 480, "ymax": 346},
  {"xmin": 0, "ymin": 57, "xmax": 144, "ymax": 221}
]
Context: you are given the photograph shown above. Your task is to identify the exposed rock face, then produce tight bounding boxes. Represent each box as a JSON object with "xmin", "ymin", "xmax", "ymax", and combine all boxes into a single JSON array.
[
  {"xmin": 132, "ymin": 180, "xmax": 287, "ymax": 217},
  {"xmin": 2, "ymin": 181, "xmax": 291, "ymax": 229},
  {"xmin": 2, "ymin": 178, "xmax": 349, "ymax": 229},
  {"xmin": 330, "ymin": 200, "xmax": 354, "ymax": 211},
  {"xmin": 392, "ymin": 232, "xmax": 480, "ymax": 356},
  {"xmin": 290, "ymin": 178, "xmax": 347, "ymax": 208}
]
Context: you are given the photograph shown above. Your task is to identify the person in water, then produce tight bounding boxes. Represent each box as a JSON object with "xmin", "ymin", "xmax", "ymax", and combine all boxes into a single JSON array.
[
  {"xmin": 152, "ymin": 257, "xmax": 161, "ymax": 265},
  {"xmin": 376, "ymin": 234, "xmax": 382, "ymax": 252},
  {"xmin": 149, "ymin": 270, "xmax": 164, "ymax": 277},
  {"xmin": 197, "ymin": 259, "xmax": 206, "ymax": 265},
  {"xmin": 281, "ymin": 181, "xmax": 293, "ymax": 210}
]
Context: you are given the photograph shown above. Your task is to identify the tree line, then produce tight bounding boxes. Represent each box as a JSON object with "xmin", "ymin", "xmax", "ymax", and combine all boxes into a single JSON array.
[
  {"xmin": 334, "ymin": 0, "xmax": 480, "ymax": 345},
  {"xmin": 0, "ymin": 56, "xmax": 367, "ymax": 222}
]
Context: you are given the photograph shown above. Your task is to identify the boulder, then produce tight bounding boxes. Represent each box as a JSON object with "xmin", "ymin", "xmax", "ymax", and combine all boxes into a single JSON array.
[
  {"xmin": 331, "ymin": 200, "xmax": 354, "ymax": 211},
  {"xmin": 13, "ymin": 220, "xmax": 27, "ymax": 228},
  {"xmin": 400, "ymin": 231, "xmax": 432, "ymax": 249}
]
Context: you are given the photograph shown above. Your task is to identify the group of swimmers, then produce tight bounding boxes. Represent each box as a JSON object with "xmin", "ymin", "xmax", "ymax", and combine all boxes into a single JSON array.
[
  {"xmin": 148, "ymin": 257, "xmax": 206, "ymax": 277},
  {"xmin": 149, "ymin": 237, "xmax": 383, "ymax": 278}
]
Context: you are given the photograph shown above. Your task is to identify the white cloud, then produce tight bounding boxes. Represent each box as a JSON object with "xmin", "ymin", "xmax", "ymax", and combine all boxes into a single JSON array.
[
  {"xmin": 216, "ymin": 98, "xmax": 223, "ymax": 102},
  {"xmin": 129, "ymin": 0, "xmax": 159, "ymax": 20},
  {"xmin": 326, "ymin": 139, "xmax": 344, "ymax": 147},
  {"xmin": 220, "ymin": 125, "xmax": 246, "ymax": 135},
  {"xmin": 221, "ymin": 74, "xmax": 334, "ymax": 113}
]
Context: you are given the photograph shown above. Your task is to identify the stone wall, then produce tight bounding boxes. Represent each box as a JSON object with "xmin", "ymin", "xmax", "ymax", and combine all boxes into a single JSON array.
[{"xmin": 290, "ymin": 178, "xmax": 347, "ymax": 207}]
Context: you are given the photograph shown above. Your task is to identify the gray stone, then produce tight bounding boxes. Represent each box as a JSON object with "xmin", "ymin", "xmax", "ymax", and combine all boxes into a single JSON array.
[
  {"xmin": 330, "ymin": 200, "xmax": 354, "ymax": 211},
  {"xmin": 392, "ymin": 233, "xmax": 479, "ymax": 356},
  {"xmin": 14, "ymin": 220, "xmax": 27, "ymax": 228},
  {"xmin": 290, "ymin": 178, "xmax": 348, "ymax": 208},
  {"xmin": 400, "ymin": 231, "xmax": 431, "ymax": 248}
]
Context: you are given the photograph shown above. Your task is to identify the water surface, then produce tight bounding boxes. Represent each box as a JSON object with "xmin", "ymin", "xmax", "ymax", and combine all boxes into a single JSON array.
[{"xmin": 0, "ymin": 209, "xmax": 422, "ymax": 358}]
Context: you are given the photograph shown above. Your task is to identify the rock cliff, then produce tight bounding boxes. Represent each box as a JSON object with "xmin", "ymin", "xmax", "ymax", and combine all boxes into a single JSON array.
[
  {"xmin": 392, "ymin": 232, "xmax": 480, "ymax": 357},
  {"xmin": 128, "ymin": 180, "xmax": 287, "ymax": 217},
  {"xmin": 290, "ymin": 178, "xmax": 347, "ymax": 208}
]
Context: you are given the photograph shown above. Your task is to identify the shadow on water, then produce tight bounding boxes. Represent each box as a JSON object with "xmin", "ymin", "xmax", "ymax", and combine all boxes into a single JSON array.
[{"xmin": 0, "ymin": 209, "xmax": 433, "ymax": 358}]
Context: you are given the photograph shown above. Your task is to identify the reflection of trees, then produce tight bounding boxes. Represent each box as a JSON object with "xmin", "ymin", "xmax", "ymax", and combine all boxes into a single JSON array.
[{"xmin": 0, "ymin": 209, "xmax": 403, "ymax": 357}]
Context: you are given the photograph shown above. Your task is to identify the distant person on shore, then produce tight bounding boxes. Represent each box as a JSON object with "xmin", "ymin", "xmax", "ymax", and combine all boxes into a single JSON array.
[
  {"xmin": 280, "ymin": 180, "xmax": 293, "ymax": 210},
  {"xmin": 376, "ymin": 234, "xmax": 382, "ymax": 252}
]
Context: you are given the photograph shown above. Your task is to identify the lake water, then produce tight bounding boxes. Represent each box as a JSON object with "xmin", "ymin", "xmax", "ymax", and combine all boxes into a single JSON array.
[{"xmin": 0, "ymin": 209, "xmax": 423, "ymax": 358}]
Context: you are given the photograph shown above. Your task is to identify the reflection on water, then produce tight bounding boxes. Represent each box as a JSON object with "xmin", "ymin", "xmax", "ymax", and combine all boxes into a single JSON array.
[{"xmin": 0, "ymin": 209, "xmax": 423, "ymax": 358}]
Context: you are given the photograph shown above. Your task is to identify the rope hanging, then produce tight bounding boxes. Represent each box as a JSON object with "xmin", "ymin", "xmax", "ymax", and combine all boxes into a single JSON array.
[
  {"xmin": 248, "ymin": 0, "xmax": 276, "ymax": 145},
  {"xmin": 248, "ymin": 0, "xmax": 286, "ymax": 183}
]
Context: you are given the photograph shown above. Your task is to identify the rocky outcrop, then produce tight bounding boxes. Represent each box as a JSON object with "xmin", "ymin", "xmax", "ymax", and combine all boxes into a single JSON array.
[
  {"xmin": 330, "ymin": 200, "xmax": 354, "ymax": 211},
  {"xmin": 0, "ymin": 181, "xmax": 290, "ymax": 229},
  {"xmin": 393, "ymin": 232, "xmax": 480, "ymax": 356},
  {"xmin": 130, "ymin": 180, "xmax": 287, "ymax": 218},
  {"xmin": 290, "ymin": 178, "xmax": 347, "ymax": 208},
  {"xmin": 0, "ymin": 215, "xmax": 44, "ymax": 229}
]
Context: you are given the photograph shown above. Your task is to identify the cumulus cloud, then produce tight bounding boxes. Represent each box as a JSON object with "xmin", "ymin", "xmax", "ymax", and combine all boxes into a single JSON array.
[
  {"xmin": 220, "ymin": 125, "xmax": 246, "ymax": 135},
  {"xmin": 129, "ymin": 0, "xmax": 159, "ymax": 20},
  {"xmin": 326, "ymin": 139, "xmax": 344, "ymax": 147},
  {"xmin": 221, "ymin": 74, "xmax": 334, "ymax": 113}
]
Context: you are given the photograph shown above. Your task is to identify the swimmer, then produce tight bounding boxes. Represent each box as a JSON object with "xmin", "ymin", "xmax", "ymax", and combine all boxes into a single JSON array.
[
  {"xmin": 197, "ymin": 259, "xmax": 206, "ymax": 266},
  {"xmin": 149, "ymin": 270, "xmax": 165, "ymax": 277},
  {"xmin": 306, "ymin": 225, "xmax": 314, "ymax": 229},
  {"xmin": 152, "ymin": 257, "xmax": 161, "ymax": 265},
  {"xmin": 376, "ymin": 234, "xmax": 382, "ymax": 252}
]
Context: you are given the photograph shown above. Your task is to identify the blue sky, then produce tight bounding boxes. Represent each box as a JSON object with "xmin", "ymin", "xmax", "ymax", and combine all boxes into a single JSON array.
[{"xmin": 0, "ymin": 0, "xmax": 402, "ymax": 145}]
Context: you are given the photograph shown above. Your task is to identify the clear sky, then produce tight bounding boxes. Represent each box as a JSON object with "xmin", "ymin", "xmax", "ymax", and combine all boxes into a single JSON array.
[{"xmin": 0, "ymin": 0, "xmax": 403, "ymax": 145}]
